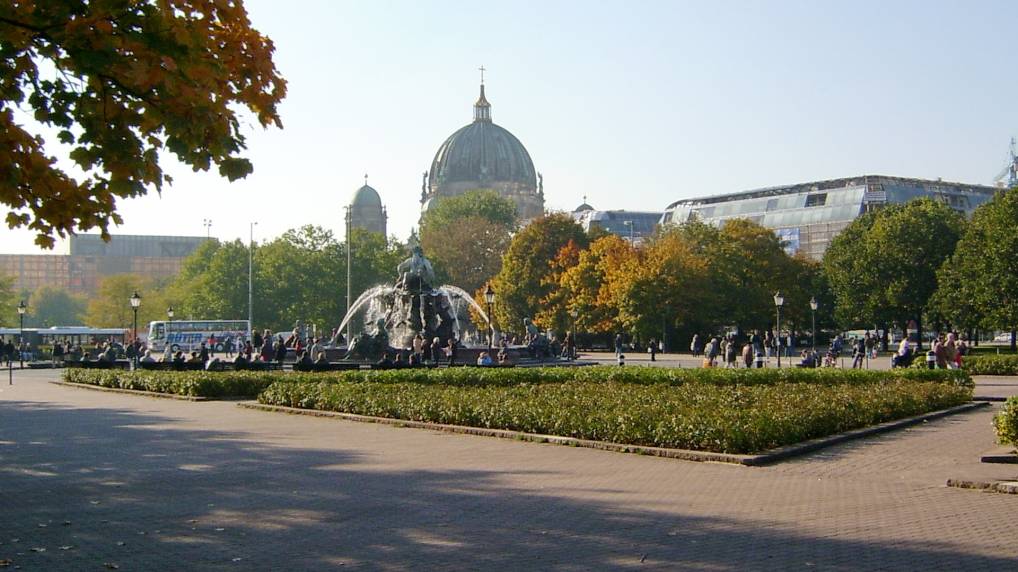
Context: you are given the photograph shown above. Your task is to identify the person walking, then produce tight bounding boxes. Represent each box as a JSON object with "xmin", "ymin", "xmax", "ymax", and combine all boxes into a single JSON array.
[
  {"xmin": 413, "ymin": 333, "xmax": 424, "ymax": 359},
  {"xmin": 705, "ymin": 337, "xmax": 720, "ymax": 367},
  {"xmin": 648, "ymin": 338, "xmax": 657, "ymax": 362},
  {"xmin": 690, "ymin": 334, "xmax": 702, "ymax": 357},
  {"xmin": 741, "ymin": 342, "xmax": 753, "ymax": 368},
  {"xmin": 724, "ymin": 335, "xmax": 737, "ymax": 368},
  {"xmin": 421, "ymin": 336, "xmax": 432, "ymax": 364},
  {"xmin": 852, "ymin": 337, "xmax": 866, "ymax": 369},
  {"xmin": 447, "ymin": 338, "xmax": 458, "ymax": 366},
  {"xmin": 274, "ymin": 335, "xmax": 287, "ymax": 366},
  {"xmin": 614, "ymin": 333, "xmax": 624, "ymax": 358}
]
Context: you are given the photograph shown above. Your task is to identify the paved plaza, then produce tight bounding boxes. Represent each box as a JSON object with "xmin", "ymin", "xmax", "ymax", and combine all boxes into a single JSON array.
[{"xmin": 1, "ymin": 369, "xmax": 1017, "ymax": 571}]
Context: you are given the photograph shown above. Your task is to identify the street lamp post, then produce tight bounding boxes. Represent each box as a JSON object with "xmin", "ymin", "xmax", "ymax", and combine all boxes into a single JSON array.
[
  {"xmin": 484, "ymin": 284, "xmax": 495, "ymax": 350},
  {"xmin": 17, "ymin": 300, "xmax": 26, "ymax": 368},
  {"xmin": 130, "ymin": 291, "xmax": 142, "ymax": 369},
  {"xmin": 167, "ymin": 306, "xmax": 174, "ymax": 355},
  {"xmin": 202, "ymin": 218, "xmax": 212, "ymax": 239},
  {"xmin": 773, "ymin": 292, "xmax": 784, "ymax": 368},
  {"xmin": 249, "ymin": 221, "xmax": 257, "ymax": 341},
  {"xmin": 569, "ymin": 309, "xmax": 578, "ymax": 359},
  {"xmin": 809, "ymin": 296, "xmax": 818, "ymax": 353},
  {"xmin": 623, "ymin": 220, "xmax": 634, "ymax": 244},
  {"xmin": 345, "ymin": 206, "xmax": 352, "ymax": 344}
]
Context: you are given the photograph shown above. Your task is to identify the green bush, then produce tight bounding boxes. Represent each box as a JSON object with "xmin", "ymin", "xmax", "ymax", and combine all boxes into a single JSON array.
[
  {"xmin": 62, "ymin": 369, "xmax": 276, "ymax": 398},
  {"xmin": 964, "ymin": 355, "xmax": 1018, "ymax": 376},
  {"xmin": 994, "ymin": 397, "xmax": 1018, "ymax": 448},
  {"xmin": 257, "ymin": 377, "xmax": 972, "ymax": 454},
  {"xmin": 269, "ymin": 365, "xmax": 971, "ymax": 389}
]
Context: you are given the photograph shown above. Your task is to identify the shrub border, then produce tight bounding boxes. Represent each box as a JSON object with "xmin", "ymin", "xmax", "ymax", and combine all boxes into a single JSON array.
[
  {"xmin": 51, "ymin": 380, "xmax": 211, "ymax": 401},
  {"xmin": 237, "ymin": 400, "xmax": 988, "ymax": 466}
]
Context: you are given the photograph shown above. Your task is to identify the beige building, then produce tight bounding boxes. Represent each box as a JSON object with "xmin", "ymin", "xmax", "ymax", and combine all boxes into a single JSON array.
[{"xmin": 0, "ymin": 234, "xmax": 207, "ymax": 294}]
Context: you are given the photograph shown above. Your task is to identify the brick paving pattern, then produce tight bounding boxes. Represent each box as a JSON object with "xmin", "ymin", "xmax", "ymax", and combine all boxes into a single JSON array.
[{"xmin": 1, "ymin": 369, "xmax": 1016, "ymax": 570}]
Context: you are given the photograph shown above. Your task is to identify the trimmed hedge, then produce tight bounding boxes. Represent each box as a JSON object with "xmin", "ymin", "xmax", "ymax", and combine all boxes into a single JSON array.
[
  {"xmin": 963, "ymin": 355, "xmax": 1018, "ymax": 376},
  {"xmin": 257, "ymin": 377, "xmax": 972, "ymax": 454},
  {"xmin": 994, "ymin": 397, "xmax": 1018, "ymax": 448},
  {"xmin": 62, "ymin": 369, "xmax": 276, "ymax": 398},
  {"xmin": 62, "ymin": 365, "xmax": 972, "ymax": 394},
  {"xmin": 322, "ymin": 365, "xmax": 970, "ymax": 387}
]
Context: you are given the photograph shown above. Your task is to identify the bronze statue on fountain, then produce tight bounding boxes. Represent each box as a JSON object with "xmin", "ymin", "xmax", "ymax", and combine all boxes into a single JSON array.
[{"xmin": 343, "ymin": 243, "xmax": 459, "ymax": 361}]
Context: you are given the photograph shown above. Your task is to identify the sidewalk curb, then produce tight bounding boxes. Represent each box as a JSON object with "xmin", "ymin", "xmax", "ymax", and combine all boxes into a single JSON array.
[
  {"xmin": 50, "ymin": 380, "xmax": 211, "ymax": 401},
  {"xmin": 237, "ymin": 400, "xmax": 989, "ymax": 466},
  {"xmin": 946, "ymin": 479, "xmax": 1018, "ymax": 495}
]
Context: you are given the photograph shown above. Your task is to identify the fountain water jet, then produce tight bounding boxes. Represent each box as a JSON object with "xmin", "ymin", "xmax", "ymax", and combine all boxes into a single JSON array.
[{"xmin": 338, "ymin": 244, "xmax": 493, "ymax": 359}]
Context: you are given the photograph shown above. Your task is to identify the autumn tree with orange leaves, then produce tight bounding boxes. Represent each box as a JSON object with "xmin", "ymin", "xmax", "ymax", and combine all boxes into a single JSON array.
[{"xmin": 0, "ymin": 0, "xmax": 286, "ymax": 247}]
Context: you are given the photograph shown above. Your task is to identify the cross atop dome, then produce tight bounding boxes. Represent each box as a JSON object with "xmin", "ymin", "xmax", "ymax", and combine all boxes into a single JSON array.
[{"xmin": 473, "ymin": 69, "xmax": 492, "ymax": 123}]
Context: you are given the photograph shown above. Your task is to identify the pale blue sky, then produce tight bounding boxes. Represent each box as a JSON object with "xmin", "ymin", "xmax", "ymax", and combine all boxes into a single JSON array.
[{"xmin": 5, "ymin": 0, "xmax": 1018, "ymax": 254}]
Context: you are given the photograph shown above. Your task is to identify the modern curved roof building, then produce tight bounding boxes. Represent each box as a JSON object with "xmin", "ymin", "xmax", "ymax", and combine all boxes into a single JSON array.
[
  {"xmin": 661, "ymin": 175, "xmax": 1000, "ymax": 260},
  {"xmin": 422, "ymin": 82, "xmax": 544, "ymax": 222}
]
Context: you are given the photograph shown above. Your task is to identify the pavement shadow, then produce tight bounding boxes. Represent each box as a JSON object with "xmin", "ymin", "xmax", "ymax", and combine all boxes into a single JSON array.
[{"xmin": 1, "ymin": 399, "xmax": 1016, "ymax": 571}]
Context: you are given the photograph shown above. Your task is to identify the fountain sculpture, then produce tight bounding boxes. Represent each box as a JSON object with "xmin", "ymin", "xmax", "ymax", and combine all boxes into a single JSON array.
[{"xmin": 339, "ymin": 243, "xmax": 492, "ymax": 360}]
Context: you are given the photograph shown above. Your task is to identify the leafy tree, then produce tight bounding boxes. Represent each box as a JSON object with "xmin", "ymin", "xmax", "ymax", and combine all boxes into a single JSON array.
[
  {"xmin": 541, "ymin": 234, "xmax": 633, "ymax": 336},
  {"xmin": 491, "ymin": 214, "xmax": 587, "ymax": 334},
  {"xmin": 165, "ymin": 239, "xmax": 250, "ymax": 325},
  {"xmin": 1, "ymin": 1, "xmax": 286, "ymax": 247},
  {"xmin": 616, "ymin": 226, "xmax": 710, "ymax": 348},
  {"xmin": 711, "ymin": 218, "xmax": 799, "ymax": 333},
  {"xmin": 0, "ymin": 274, "xmax": 15, "ymax": 327},
  {"xmin": 932, "ymin": 188, "xmax": 1018, "ymax": 350},
  {"xmin": 823, "ymin": 211, "xmax": 884, "ymax": 328},
  {"xmin": 161, "ymin": 226, "xmax": 405, "ymax": 335},
  {"xmin": 535, "ymin": 240, "xmax": 584, "ymax": 334},
  {"xmin": 26, "ymin": 285, "xmax": 85, "ymax": 326},
  {"xmin": 84, "ymin": 274, "xmax": 165, "ymax": 329},
  {"xmin": 824, "ymin": 199, "xmax": 963, "ymax": 348},
  {"xmin": 420, "ymin": 190, "xmax": 517, "ymax": 295}
]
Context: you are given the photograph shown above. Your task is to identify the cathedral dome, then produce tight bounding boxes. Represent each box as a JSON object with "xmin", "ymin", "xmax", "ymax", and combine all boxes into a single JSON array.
[
  {"xmin": 423, "ymin": 82, "xmax": 544, "ymax": 221},
  {"xmin": 349, "ymin": 178, "xmax": 386, "ymax": 236},
  {"xmin": 428, "ymin": 120, "xmax": 537, "ymax": 189},
  {"xmin": 351, "ymin": 183, "xmax": 382, "ymax": 208}
]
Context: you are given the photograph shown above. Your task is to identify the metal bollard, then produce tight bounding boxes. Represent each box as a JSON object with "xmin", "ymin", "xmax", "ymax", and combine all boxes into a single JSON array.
[
  {"xmin": 617, "ymin": 353, "xmax": 625, "ymax": 367},
  {"xmin": 926, "ymin": 351, "xmax": 936, "ymax": 369}
]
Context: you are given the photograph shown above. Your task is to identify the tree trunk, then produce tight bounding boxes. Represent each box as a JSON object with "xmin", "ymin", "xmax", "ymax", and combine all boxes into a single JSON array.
[
  {"xmin": 879, "ymin": 323, "xmax": 889, "ymax": 351},
  {"xmin": 915, "ymin": 314, "xmax": 923, "ymax": 352},
  {"xmin": 1011, "ymin": 329, "xmax": 1016, "ymax": 353}
]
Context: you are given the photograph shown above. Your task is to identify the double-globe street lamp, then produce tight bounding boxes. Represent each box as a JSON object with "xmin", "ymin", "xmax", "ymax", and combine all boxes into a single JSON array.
[
  {"xmin": 17, "ymin": 300, "xmax": 27, "ymax": 368},
  {"xmin": 130, "ymin": 291, "xmax": 142, "ymax": 369},
  {"xmin": 809, "ymin": 296, "xmax": 818, "ymax": 352},
  {"xmin": 484, "ymin": 284, "xmax": 495, "ymax": 350},
  {"xmin": 773, "ymin": 292, "xmax": 784, "ymax": 368},
  {"xmin": 167, "ymin": 306, "xmax": 175, "ymax": 355}
]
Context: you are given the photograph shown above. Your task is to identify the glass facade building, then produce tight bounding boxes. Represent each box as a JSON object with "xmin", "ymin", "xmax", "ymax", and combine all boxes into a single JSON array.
[
  {"xmin": 0, "ymin": 234, "xmax": 208, "ymax": 295},
  {"xmin": 661, "ymin": 176, "xmax": 1000, "ymax": 259},
  {"xmin": 571, "ymin": 205, "xmax": 662, "ymax": 245}
]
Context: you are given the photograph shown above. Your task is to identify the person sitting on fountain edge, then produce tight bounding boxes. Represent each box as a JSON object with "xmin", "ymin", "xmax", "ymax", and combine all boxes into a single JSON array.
[
  {"xmin": 477, "ymin": 351, "xmax": 493, "ymax": 366},
  {"xmin": 376, "ymin": 352, "xmax": 394, "ymax": 369}
]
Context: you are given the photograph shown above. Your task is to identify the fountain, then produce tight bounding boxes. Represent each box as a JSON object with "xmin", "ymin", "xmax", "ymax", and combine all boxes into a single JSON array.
[{"xmin": 338, "ymin": 243, "xmax": 493, "ymax": 360}]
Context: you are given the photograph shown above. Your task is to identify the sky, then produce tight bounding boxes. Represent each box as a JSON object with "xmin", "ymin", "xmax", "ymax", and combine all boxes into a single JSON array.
[{"xmin": 5, "ymin": 0, "xmax": 1018, "ymax": 254}]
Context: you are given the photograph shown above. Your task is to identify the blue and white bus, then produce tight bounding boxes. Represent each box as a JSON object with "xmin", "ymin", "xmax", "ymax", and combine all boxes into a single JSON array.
[{"xmin": 147, "ymin": 320, "xmax": 250, "ymax": 352}]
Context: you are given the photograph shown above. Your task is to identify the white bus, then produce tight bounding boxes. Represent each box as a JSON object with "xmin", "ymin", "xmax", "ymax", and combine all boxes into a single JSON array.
[{"xmin": 147, "ymin": 320, "xmax": 250, "ymax": 352}]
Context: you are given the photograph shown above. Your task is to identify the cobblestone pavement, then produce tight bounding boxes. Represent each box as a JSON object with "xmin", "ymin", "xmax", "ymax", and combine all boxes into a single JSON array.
[{"xmin": 1, "ymin": 370, "xmax": 1017, "ymax": 571}]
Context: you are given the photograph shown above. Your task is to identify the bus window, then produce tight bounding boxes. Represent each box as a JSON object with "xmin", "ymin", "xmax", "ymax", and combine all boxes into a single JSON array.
[{"xmin": 151, "ymin": 323, "xmax": 165, "ymax": 340}]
